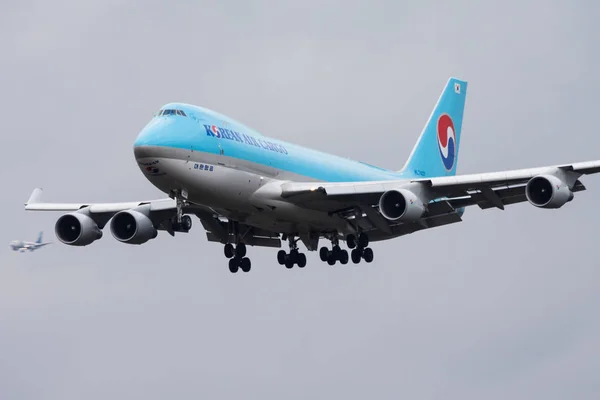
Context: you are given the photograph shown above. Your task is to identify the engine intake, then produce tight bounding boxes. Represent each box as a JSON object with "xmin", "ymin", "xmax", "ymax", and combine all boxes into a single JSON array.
[
  {"xmin": 110, "ymin": 210, "xmax": 157, "ymax": 245},
  {"xmin": 525, "ymin": 174, "xmax": 573, "ymax": 209},
  {"xmin": 55, "ymin": 213, "xmax": 103, "ymax": 246},
  {"xmin": 378, "ymin": 189, "xmax": 426, "ymax": 221}
]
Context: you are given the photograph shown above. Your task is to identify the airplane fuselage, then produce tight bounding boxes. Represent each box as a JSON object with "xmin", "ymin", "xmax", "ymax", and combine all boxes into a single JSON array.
[{"xmin": 133, "ymin": 103, "xmax": 411, "ymax": 236}]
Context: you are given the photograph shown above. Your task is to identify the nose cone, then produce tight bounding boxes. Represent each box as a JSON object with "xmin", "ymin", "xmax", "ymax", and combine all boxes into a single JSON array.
[{"xmin": 134, "ymin": 118, "xmax": 169, "ymax": 148}]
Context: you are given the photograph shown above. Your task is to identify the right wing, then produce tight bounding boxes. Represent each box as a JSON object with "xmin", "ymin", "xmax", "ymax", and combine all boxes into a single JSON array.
[{"xmin": 272, "ymin": 160, "xmax": 600, "ymax": 237}]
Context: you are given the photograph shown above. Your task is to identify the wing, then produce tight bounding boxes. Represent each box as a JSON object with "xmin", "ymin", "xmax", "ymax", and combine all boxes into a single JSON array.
[
  {"xmin": 276, "ymin": 160, "xmax": 600, "ymax": 236},
  {"xmin": 24, "ymin": 188, "xmax": 282, "ymax": 247},
  {"xmin": 24, "ymin": 188, "xmax": 211, "ymax": 235}
]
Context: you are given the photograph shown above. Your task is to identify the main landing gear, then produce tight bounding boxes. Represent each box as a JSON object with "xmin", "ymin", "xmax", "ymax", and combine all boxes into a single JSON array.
[
  {"xmin": 277, "ymin": 235, "xmax": 307, "ymax": 269},
  {"xmin": 320, "ymin": 232, "xmax": 373, "ymax": 265},
  {"xmin": 224, "ymin": 242, "xmax": 251, "ymax": 273},
  {"xmin": 319, "ymin": 235, "xmax": 349, "ymax": 266},
  {"xmin": 346, "ymin": 232, "xmax": 374, "ymax": 264}
]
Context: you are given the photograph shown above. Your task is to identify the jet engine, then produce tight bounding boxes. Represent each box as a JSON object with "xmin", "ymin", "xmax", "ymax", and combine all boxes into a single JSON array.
[
  {"xmin": 525, "ymin": 174, "xmax": 574, "ymax": 209},
  {"xmin": 55, "ymin": 213, "xmax": 103, "ymax": 246},
  {"xmin": 378, "ymin": 188, "xmax": 426, "ymax": 221},
  {"xmin": 110, "ymin": 210, "xmax": 157, "ymax": 245}
]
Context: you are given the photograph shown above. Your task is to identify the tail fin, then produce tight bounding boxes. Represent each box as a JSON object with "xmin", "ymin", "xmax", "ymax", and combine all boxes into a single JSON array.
[
  {"xmin": 36, "ymin": 232, "xmax": 43, "ymax": 244},
  {"xmin": 400, "ymin": 77, "xmax": 467, "ymax": 178}
]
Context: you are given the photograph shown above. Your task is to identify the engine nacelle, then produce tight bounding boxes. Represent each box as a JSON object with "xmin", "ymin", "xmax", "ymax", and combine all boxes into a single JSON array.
[
  {"xmin": 378, "ymin": 188, "xmax": 426, "ymax": 221},
  {"xmin": 55, "ymin": 213, "xmax": 103, "ymax": 246},
  {"xmin": 110, "ymin": 210, "xmax": 157, "ymax": 245},
  {"xmin": 525, "ymin": 174, "xmax": 574, "ymax": 209}
]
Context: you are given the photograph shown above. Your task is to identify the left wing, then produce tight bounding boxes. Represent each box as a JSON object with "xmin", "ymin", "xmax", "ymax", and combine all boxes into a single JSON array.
[{"xmin": 24, "ymin": 188, "xmax": 282, "ymax": 247}]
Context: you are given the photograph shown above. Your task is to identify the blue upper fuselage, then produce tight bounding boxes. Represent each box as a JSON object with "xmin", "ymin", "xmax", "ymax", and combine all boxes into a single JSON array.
[{"xmin": 134, "ymin": 102, "xmax": 406, "ymax": 182}]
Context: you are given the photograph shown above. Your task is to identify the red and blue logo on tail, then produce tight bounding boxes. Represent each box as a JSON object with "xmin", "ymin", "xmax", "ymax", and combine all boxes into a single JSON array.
[{"xmin": 437, "ymin": 114, "xmax": 456, "ymax": 171}]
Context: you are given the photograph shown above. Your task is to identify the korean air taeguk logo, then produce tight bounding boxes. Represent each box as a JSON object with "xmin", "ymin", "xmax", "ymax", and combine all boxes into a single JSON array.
[{"xmin": 437, "ymin": 114, "xmax": 456, "ymax": 170}]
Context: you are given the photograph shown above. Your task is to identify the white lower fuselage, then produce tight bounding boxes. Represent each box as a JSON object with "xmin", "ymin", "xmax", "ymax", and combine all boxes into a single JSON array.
[{"xmin": 134, "ymin": 145, "xmax": 361, "ymax": 237}]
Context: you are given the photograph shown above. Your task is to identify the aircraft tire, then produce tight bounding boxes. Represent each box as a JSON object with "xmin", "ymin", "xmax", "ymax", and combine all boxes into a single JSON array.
[
  {"xmin": 363, "ymin": 247, "xmax": 374, "ymax": 263},
  {"xmin": 297, "ymin": 253, "xmax": 307, "ymax": 268},
  {"xmin": 351, "ymin": 249, "xmax": 362, "ymax": 264},
  {"xmin": 181, "ymin": 215, "xmax": 192, "ymax": 231},
  {"xmin": 319, "ymin": 247, "xmax": 329, "ymax": 262},
  {"xmin": 236, "ymin": 243, "xmax": 247, "ymax": 258},
  {"xmin": 346, "ymin": 234, "xmax": 357, "ymax": 249},
  {"xmin": 228, "ymin": 258, "xmax": 239, "ymax": 273},
  {"xmin": 277, "ymin": 250, "xmax": 287, "ymax": 265},
  {"xmin": 240, "ymin": 257, "xmax": 251, "ymax": 272},
  {"xmin": 339, "ymin": 250, "xmax": 349, "ymax": 265},
  {"xmin": 358, "ymin": 233, "xmax": 369, "ymax": 248},
  {"xmin": 224, "ymin": 243, "xmax": 235, "ymax": 258}
]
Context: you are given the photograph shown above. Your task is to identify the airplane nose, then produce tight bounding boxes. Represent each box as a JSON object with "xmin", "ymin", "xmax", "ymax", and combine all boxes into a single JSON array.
[{"xmin": 134, "ymin": 119, "xmax": 169, "ymax": 148}]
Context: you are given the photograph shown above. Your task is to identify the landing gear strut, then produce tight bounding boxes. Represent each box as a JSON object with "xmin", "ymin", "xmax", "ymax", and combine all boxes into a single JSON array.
[
  {"xmin": 169, "ymin": 189, "xmax": 192, "ymax": 232},
  {"xmin": 277, "ymin": 235, "xmax": 307, "ymax": 269}
]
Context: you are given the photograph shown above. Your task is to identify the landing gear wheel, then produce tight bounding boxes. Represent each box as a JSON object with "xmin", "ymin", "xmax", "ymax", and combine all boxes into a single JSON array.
[
  {"xmin": 332, "ymin": 245, "xmax": 342, "ymax": 260},
  {"xmin": 351, "ymin": 249, "xmax": 362, "ymax": 264},
  {"xmin": 224, "ymin": 243, "xmax": 235, "ymax": 258},
  {"xmin": 285, "ymin": 257, "xmax": 294, "ymax": 269},
  {"xmin": 181, "ymin": 215, "xmax": 192, "ymax": 231},
  {"xmin": 228, "ymin": 258, "xmax": 239, "ymax": 273},
  {"xmin": 339, "ymin": 249, "xmax": 349, "ymax": 265},
  {"xmin": 236, "ymin": 243, "xmax": 247, "ymax": 258},
  {"xmin": 277, "ymin": 250, "xmax": 287, "ymax": 265},
  {"xmin": 327, "ymin": 254, "xmax": 336, "ymax": 266},
  {"xmin": 358, "ymin": 233, "xmax": 369, "ymax": 248},
  {"xmin": 363, "ymin": 247, "xmax": 374, "ymax": 263},
  {"xmin": 346, "ymin": 234, "xmax": 357, "ymax": 249},
  {"xmin": 297, "ymin": 253, "xmax": 307, "ymax": 268},
  {"xmin": 240, "ymin": 257, "xmax": 251, "ymax": 272},
  {"xmin": 319, "ymin": 247, "xmax": 329, "ymax": 262}
]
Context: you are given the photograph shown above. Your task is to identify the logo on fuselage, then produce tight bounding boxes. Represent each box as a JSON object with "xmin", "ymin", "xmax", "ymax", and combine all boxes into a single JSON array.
[
  {"xmin": 437, "ymin": 114, "xmax": 456, "ymax": 171},
  {"xmin": 138, "ymin": 160, "xmax": 165, "ymax": 176},
  {"xmin": 203, "ymin": 124, "xmax": 288, "ymax": 155}
]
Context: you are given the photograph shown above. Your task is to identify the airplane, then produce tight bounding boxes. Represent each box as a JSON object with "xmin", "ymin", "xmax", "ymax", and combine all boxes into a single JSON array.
[
  {"xmin": 23, "ymin": 77, "xmax": 600, "ymax": 273},
  {"xmin": 9, "ymin": 231, "xmax": 52, "ymax": 252}
]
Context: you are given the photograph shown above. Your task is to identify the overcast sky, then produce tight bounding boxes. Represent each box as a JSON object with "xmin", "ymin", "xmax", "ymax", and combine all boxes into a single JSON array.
[{"xmin": 1, "ymin": 1, "xmax": 600, "ymax": 399}]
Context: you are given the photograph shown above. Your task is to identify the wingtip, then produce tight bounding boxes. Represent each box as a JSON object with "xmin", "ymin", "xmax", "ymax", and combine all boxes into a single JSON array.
[{"xmin": 25, "ymin": 188, "xmax": 43, "ymax": 206}]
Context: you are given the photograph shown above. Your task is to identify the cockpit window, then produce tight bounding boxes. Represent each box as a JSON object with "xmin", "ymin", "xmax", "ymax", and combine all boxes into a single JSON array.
[{"xmin": 156, "ymin": 109, "xmax": 187, "ymax": 117}]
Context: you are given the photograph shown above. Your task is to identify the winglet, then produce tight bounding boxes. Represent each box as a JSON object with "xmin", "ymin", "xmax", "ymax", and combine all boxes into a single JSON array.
[{"xmin": 26, "ymin": 188, "xmax": 43, "ymax": 205}]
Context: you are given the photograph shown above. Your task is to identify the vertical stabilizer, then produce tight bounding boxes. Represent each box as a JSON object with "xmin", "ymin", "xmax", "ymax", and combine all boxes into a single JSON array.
[{"xmin": 400, "ymin": 77, "xmax": 468, "ymax": 178}]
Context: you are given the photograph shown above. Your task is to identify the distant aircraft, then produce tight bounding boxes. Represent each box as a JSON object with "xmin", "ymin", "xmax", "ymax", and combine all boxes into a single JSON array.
[
  {"xmin": 9, "ymin": 232, "xmax": 51, "ymax": 252},
  {"xmin": 23, "ymin": 77, "xmax": 600, "ymax": 273}
]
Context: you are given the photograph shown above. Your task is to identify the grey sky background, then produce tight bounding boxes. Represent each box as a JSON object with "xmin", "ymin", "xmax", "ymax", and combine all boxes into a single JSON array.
[{"xmin": 1, "ymin": 1, "xmax": 600, "ymax": 399}]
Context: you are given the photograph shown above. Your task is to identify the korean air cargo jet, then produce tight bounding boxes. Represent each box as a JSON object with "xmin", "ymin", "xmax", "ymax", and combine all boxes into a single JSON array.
[
  {"xmin": 24, "ymin": 78, "xmax": 600, "ymax": 273},
  {"xmin": 9, "ymin": 232, "xmax": 51, "ymax": 252}
]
